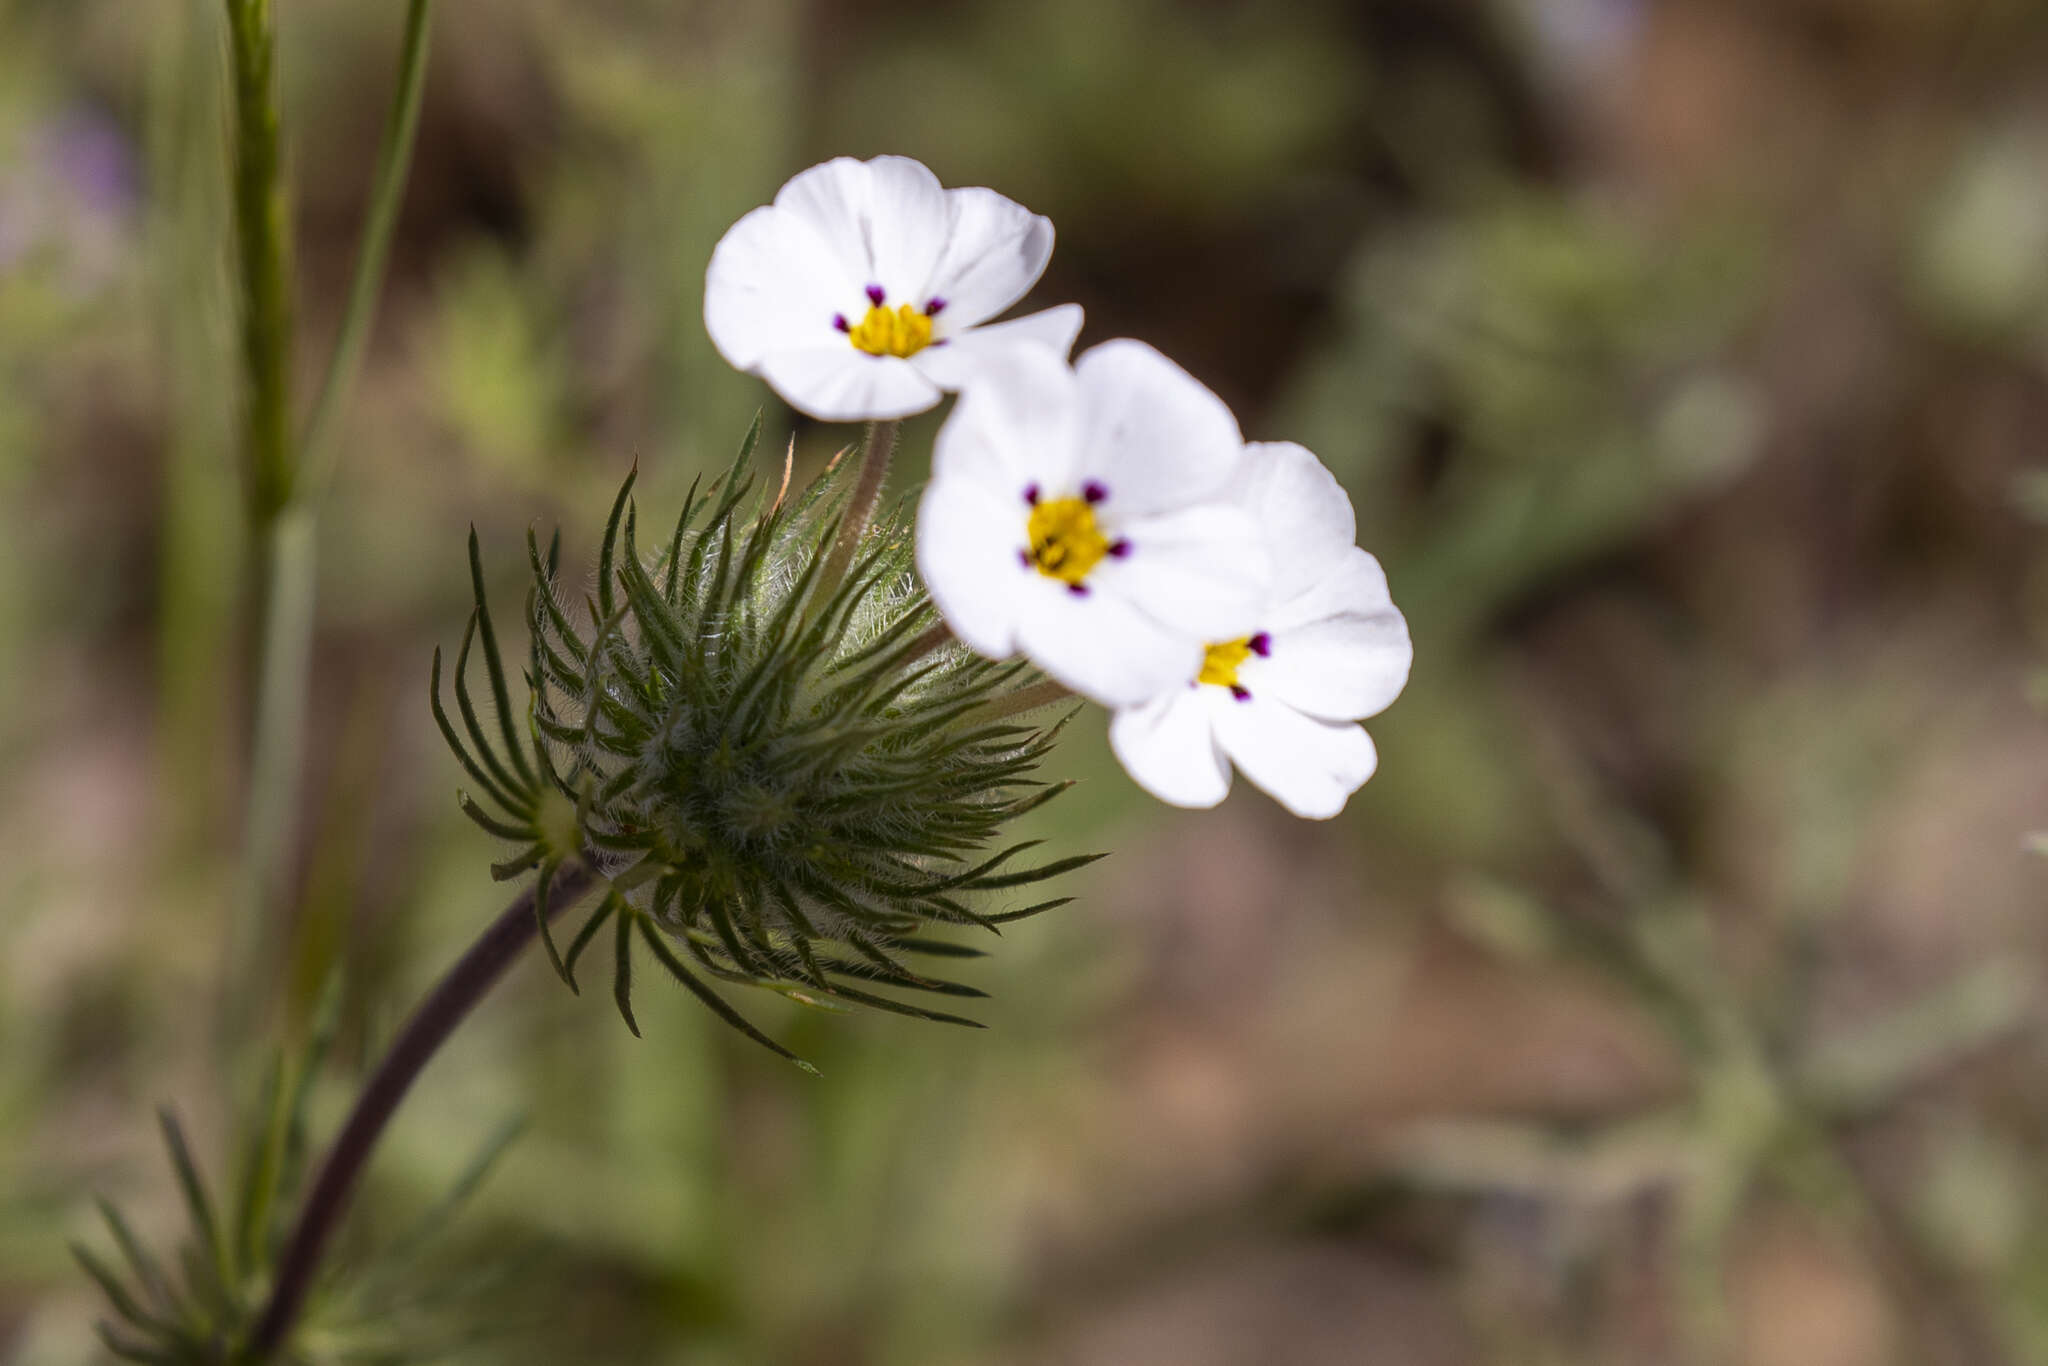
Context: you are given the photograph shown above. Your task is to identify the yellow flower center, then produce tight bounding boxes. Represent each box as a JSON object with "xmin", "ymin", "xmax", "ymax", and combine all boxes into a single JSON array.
[
  {"xmin": 1197, "ymin": 638, "xmax": 1256, "ymax": 690},
  {"xmin": 1196, "ymin": 633, "xmax": 1268, "ymax": 699},
  {"xmin": 1025, "ymin": 497, "xmax": 1113, "ymax": 587},
  {"xmin": 846, "ymin": 302, "xmax": 934, "ymax": 358}
]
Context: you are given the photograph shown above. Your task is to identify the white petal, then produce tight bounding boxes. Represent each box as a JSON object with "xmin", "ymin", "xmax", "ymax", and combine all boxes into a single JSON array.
[
  {"xmin": 756, "ymin": 347, "xmax": 942, "ymax": 421},
  {"xmin": 1247, "ymin": 611, "xmax": 1412, "ymax": 722},
  {"xmin": 1267, "ymin": 544, "xmax": 1398, "ymax": 632},
  {"xmin": 923, "ymin": 185, "xmax": 1056, "ymax": 327},
  {"xmin": 1074, "ymin": 339, "xmax": 1246, "ymax": 517},
  {"xmin": 1212, "ymin": 698, "xmax": 1379, "ymax": 820},
  {"xmin": 913, "ymin": 303, "xmax": 1084, "ymax": 390},
  {"xmin": 1087, "ymin": 503, "xmax": 1271, "ymax": 641},
  {"xmin": 930, "ymin": 344, "xmax": 1082, "ymax": 493},
  {"xmin": 703, "ymin": 205, "xmax": 859, "ymax": 370},
  {"xmin": 1235, "ymin": 441, "xmax": 1357, "ymax": 602},
  {"xmin": 916, "ymin": 475, "xmax": 1028, "ymax": 660},
  {"xmin": 1012, "ymin": 581, "xmax": 1203, "ymax": 707},
  {"xmin": 772, "ymin": 155, "xmax": 949, "ymax": 302},
  {"xmin": 1109, "ymin": 691, "xmax": 1232, "ymax": 809}
]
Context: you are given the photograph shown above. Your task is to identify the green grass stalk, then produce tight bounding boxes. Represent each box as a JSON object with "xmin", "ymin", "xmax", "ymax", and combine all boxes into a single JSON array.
[{"xmin": 220, "ymin": 0, "xmax": 436, "ymax": 1037}]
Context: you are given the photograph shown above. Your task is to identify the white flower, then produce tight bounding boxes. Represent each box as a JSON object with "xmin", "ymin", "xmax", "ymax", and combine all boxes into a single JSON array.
[
  {"xmin": 915, "ymin": 340, "xmax": 1272, "ymax": 707},
  {"xmin": 1108, "ymin": 441, "xmax": 1411, "ymax": 820},
  {"xmin": 703, "ymin": 155, "xmax": 1082, "ymax": 421}
]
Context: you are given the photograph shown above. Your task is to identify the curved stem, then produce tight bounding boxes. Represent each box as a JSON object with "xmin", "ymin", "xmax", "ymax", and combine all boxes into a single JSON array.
[
  {"xmin": 981, "ymin": 677, "xmax": 1074, "ymax": 722},
  {"xmin": 243, "ymin": 864, "xmax": 598, "ymax": 1361},
  {"xmin": 815, "ymin": 419, "xmax": 899, "ymax": 607}
]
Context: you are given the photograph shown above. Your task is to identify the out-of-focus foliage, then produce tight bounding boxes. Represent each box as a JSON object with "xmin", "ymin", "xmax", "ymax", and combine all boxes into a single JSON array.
[{"xmin": 9, "ymin": 0, "xmax": 2048, "ymax": 1363}]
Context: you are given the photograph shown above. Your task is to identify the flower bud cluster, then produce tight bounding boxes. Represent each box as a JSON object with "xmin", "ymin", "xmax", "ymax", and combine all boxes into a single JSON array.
[{"xmin": 438, "ymin": 426, "xmax": 1090, "ymax": 1057}]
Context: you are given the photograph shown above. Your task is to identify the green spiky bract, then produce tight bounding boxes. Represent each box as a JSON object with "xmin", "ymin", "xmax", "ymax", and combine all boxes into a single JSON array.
[{"xmin": 437, "ymin": 418, "xmax": 1092, "ymax": 1065}]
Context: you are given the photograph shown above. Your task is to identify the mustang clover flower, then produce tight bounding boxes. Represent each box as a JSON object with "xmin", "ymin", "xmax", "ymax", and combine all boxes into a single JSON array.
[
  {"xmin": 915, "ymin": 341, "xmax": 1273, "ymax": 707},
  {"xmin": 704, "ymin": 155, "xmax": 1082, "ymax": 421},
  {"xmin": 1108, "ymin": 441, "xmax": 1412, "ymax": 819}
]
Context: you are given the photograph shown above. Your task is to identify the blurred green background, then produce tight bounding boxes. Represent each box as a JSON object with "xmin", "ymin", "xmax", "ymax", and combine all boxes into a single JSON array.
[{"xmin": 8, "ymin": 0, "xmax": 2048, "ymax": 1361}]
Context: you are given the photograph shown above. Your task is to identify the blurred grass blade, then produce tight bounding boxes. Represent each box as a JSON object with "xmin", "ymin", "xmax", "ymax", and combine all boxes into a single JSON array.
[
  {"xmin": 300, "ymin": 0, "xmax": 434, "ymax": 499},
  {"xmin": 156, "ymin": 1107, "xmax": 229, "ymax": 1298},
  {"xmin": 232, "ymin": 1057, "xmax": 287, "ymax": 1279}
]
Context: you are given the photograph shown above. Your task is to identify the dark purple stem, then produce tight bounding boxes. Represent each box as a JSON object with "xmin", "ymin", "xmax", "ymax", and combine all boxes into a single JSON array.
[{"xmin": 244, "ymin": 863, "xmax": 598, "ymax": 1360}]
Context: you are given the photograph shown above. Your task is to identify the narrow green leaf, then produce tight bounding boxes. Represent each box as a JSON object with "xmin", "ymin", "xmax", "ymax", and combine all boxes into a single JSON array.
[
  {"xmin": 93, "ymin": 1320, "xmax": 176, "ymax": 1365},
  {"xmin": 377, "ymin": 1114, "xmax": 527, "ymax": 1275},
  {"xmin": 981, "ymin": 895, "xmax": 1075, "ymax": 925},
  {"xmin": 72, "ymin": 1243, "xmax": 168, "ymax": 1335},
  {"xmin": 967, "ymin": 851, "xmax": 1109, "ymax": 891},
  {"xmin": 469, "ymin": 527, "xmax": 538, "ymax": 787},
  {"xmin": 562, "ymin": 895, "xmax": 619, "ymax": 993},
  {"xmin": 490, "ymin": 843, "xmax": 544, "ymax": 881},
  {"xmin": 95, "ymin": 1198, "xmax": 173, "ymax": 1317},
  {"xmin": 612, "ymin": 904, "xmax": 641, "ymax": 1038},
  {"xmin": 637, "ymin": 917, "xmax": 819, "ymax": 1074},
  {"xmin": 430, "ymin": 644, "xmax": 525, "ymax": 816},
  {"xmin": 451, "ymin": 611, "xmax": 530, "ymax": 807},
  {"xmin": 231, "ymin": 1057, "xmax": 286, "ymax": 1280},
  {"xmin": 156, "ymin": 1108, "xmax": 227, "ymax": 1299},
  {"xmin": 597, "ymin": 468, "xmax": 637, "ymax": 621},
  {"xmin": 459, "ymin": 793, "xmax": 534, "ymax": 843},
  {"xmin": 533, "ymin": 860, "xmax": 575, "ymax": 992}
]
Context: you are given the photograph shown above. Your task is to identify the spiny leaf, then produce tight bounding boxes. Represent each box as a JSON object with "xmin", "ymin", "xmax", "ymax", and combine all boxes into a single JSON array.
[
  {"xmin": 562, "ymin": 895, "xmax": 620, "ymax": 993},
  {"xmin": 637, "ymin": 917, "xmax": 819, "ymax": 1074},
  {"xmin": 612, "ymin": 903, "xmax": 640, "ymax": 1038},
  {"xmin": 468, "ymin": 527, "xmax": 536, "ymax": 788},
  {"xmin": 431, "ymin": 645, "xmax": 525, "ymax": 816},
  {"xmin": 452, "ymin": 611, "xmax": 529, "ymax": 808},
  {"xmin": 72, "ymin": 1243, "xmax": 169, "ymax": 1336},
  {"xmin": 597, "ymin": 468, "xmax": 636, "ymax": 622},
  {"xmin": 533, "ymin": 860, "xmax": 575, "ymax": 992},
  {"xmin": 156, "ymin": 1108, "xmax": 227, "ymax": 1301},
  {"xmin": 95, "ymin": 1198, "xmax": 173, "ymax": 1318}
]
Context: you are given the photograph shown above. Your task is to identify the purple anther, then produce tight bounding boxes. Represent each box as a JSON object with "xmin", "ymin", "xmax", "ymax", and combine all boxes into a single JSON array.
[
  {"xmin": 1249, "ymin": 632, "xmax": 1271, "ymax": 656},
  {"xmin": 833, "ymin": 313, "xmax": 850, "ymax": 332},
  {"xmin": 866, "ymin": 284, "xmax": 887, "ymax": 306},
  {"xmin": 925, "ymin": 296, "xmax": 947, "ymax": 315},
  {"xmin": 1067, "ymin": 583, "xmax": 1090, "ymax": 598},
  {"xmin": 1230, "ymin": 685, "xmax": 1251, "ymax": 701},
  {"xmin": 1082, "ymin": 480, "xmax": 1109, "ymax": 504},
  {"xmin": 1023, "ymin": 483, "xmax": 1040, "ymax": 505},
  {"xmin": 1108, "ymin": 539, "xmax": 1132, "ymax": 558},
  {"xmin": 1018, "ymin": 549, "xmax": 1033, "ymax": 570}
]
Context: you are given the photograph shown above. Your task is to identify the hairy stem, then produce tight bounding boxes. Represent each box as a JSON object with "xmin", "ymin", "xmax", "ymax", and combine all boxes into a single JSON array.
[
  {"xmin": 224, "ymin": 0, "xmax": 293, "ymax": 521},
  {"xmin": 902, "ymin": 620, "xmax": 954, "ymax": 666},
  {"xmin": 982, "ymin": 677, "xmax": 1074, "ymax": 721},
  {"xmin": 219, "ymin": 0, "xmax": 299, "ymax": 1041},
  {"xmin": 815, "ymin": 419, "xmax": 899, "ymax": 607},
  {"xmin": 244, "ymin": 864, "xmax": 598, "ymax": 1361},
  {"xmin": 220, "ymin": 0, "xmax": 435, "ymax": 1038}
]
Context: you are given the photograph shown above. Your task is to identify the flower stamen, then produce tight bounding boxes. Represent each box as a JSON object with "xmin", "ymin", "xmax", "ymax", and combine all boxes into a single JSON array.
[
  {"xmin": 1197, "ymin": 632, "xmax": 1270, "ymax": 700},
  {"xmin": 846, "ymin": 298, "xmax": 935, "ymax": 358},
  {"xmin": 1024, "ymin": 494, "xmax": 1115, "ymax": 589}
]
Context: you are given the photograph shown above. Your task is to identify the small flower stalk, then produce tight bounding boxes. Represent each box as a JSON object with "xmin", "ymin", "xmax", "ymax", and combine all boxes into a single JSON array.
[{"xmin": 440, "ymin": 418, "xmax": 1094, "ymax": 1062}]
